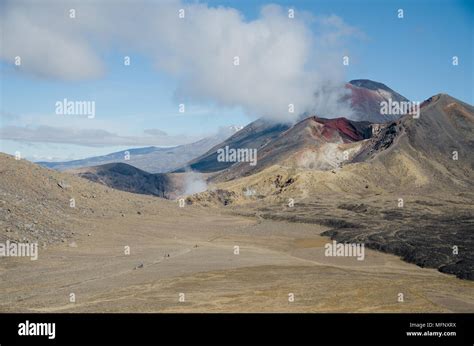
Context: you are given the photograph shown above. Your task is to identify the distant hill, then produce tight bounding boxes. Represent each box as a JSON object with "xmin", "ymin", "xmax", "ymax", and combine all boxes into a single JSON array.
[
  {"xmin": 68, "ymin": 163, "xmax": 181, "ymax": 198},
  {"xmin": 37, "ymin": 126, "xmax": 242, "ymax": 173}
]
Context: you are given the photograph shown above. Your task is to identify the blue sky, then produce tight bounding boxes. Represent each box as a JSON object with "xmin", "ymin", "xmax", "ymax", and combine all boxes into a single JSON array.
[
  {"xmin": 227, "ymin": 0, "xmax": 474, "ymax": 103},
  {"xmin": 0, "ymin": 0, "xmax": 472, "ymax": 161}
]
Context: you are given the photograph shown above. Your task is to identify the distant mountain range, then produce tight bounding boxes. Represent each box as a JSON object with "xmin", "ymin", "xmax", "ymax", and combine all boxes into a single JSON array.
[
  {"xmin": 38, "ymin": 79, "xmax": 407, "ymax": 174},
  {"xmin": 37, "ymin": 125, "xmax": 243, "ymax": 173}
]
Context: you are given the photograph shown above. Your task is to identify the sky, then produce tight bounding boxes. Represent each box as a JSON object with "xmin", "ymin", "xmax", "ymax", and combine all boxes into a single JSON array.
[{"xmin": 0, "ymin": 0, "xmax": 472, "ymax": 161}]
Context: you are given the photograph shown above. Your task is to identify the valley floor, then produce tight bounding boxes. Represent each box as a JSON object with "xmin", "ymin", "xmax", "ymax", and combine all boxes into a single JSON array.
[{"xmin": 0, "ymin": 208, "xmax": 473, "ymax": 312}]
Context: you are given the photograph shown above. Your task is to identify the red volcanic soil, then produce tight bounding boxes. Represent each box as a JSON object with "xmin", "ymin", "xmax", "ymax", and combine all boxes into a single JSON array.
[{"xmin": 314, "ymin": 117, "xmax": 368, "ymax": 142}]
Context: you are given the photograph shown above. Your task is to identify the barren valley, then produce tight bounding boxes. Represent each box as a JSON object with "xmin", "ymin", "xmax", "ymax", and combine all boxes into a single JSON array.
[{"xmin": 0, "ymin": 153, "xmax": 473, "ymax": 312}]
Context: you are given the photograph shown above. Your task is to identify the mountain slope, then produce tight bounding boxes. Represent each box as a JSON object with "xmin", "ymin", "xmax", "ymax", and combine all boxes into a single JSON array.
[
  {"xmin": 0, "ymin": 153, "xmax": 175, "ymax": 246},
  {"xmin": 175, "ymin": 118, "xmax": 291, "ymax": 173},
  {"xmin": 353, "ymin": 94, "xmax": 474, "ymax": 186}
]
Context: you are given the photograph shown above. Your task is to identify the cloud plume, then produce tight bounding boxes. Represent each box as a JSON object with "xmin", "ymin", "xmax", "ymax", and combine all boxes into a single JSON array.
[{"xmin": 1, "ymin": 0, "xmax": 362, "ymax": 121}]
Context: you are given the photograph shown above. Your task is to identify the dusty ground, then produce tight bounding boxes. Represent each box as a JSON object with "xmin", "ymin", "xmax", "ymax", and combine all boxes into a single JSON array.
[
  {"xmin": 0, "ymin": 153, "xmax": 472, "ymax": 312},
  {"xmin": 1, "ymin": 209, "xmax": 473, "ymax": 313}
]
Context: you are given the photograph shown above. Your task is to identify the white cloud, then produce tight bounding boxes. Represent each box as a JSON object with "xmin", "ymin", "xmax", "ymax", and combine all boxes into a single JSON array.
[
  {"xmin": 0, "ymin": 3, "xmax": 104, "ymax": 80},
  {"xmin": 1, "ymin": 0, "xmax": 363, "ymax": 121}
]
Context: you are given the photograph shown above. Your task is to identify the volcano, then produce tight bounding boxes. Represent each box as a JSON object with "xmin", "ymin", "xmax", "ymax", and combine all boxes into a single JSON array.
[
  {"xmin": 347, "ymin": 79, "xmax": 410, "ymax": 122},
  {"xmin": 178, "ymin": 79, "xmax": 408, "ymax": 175}
]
